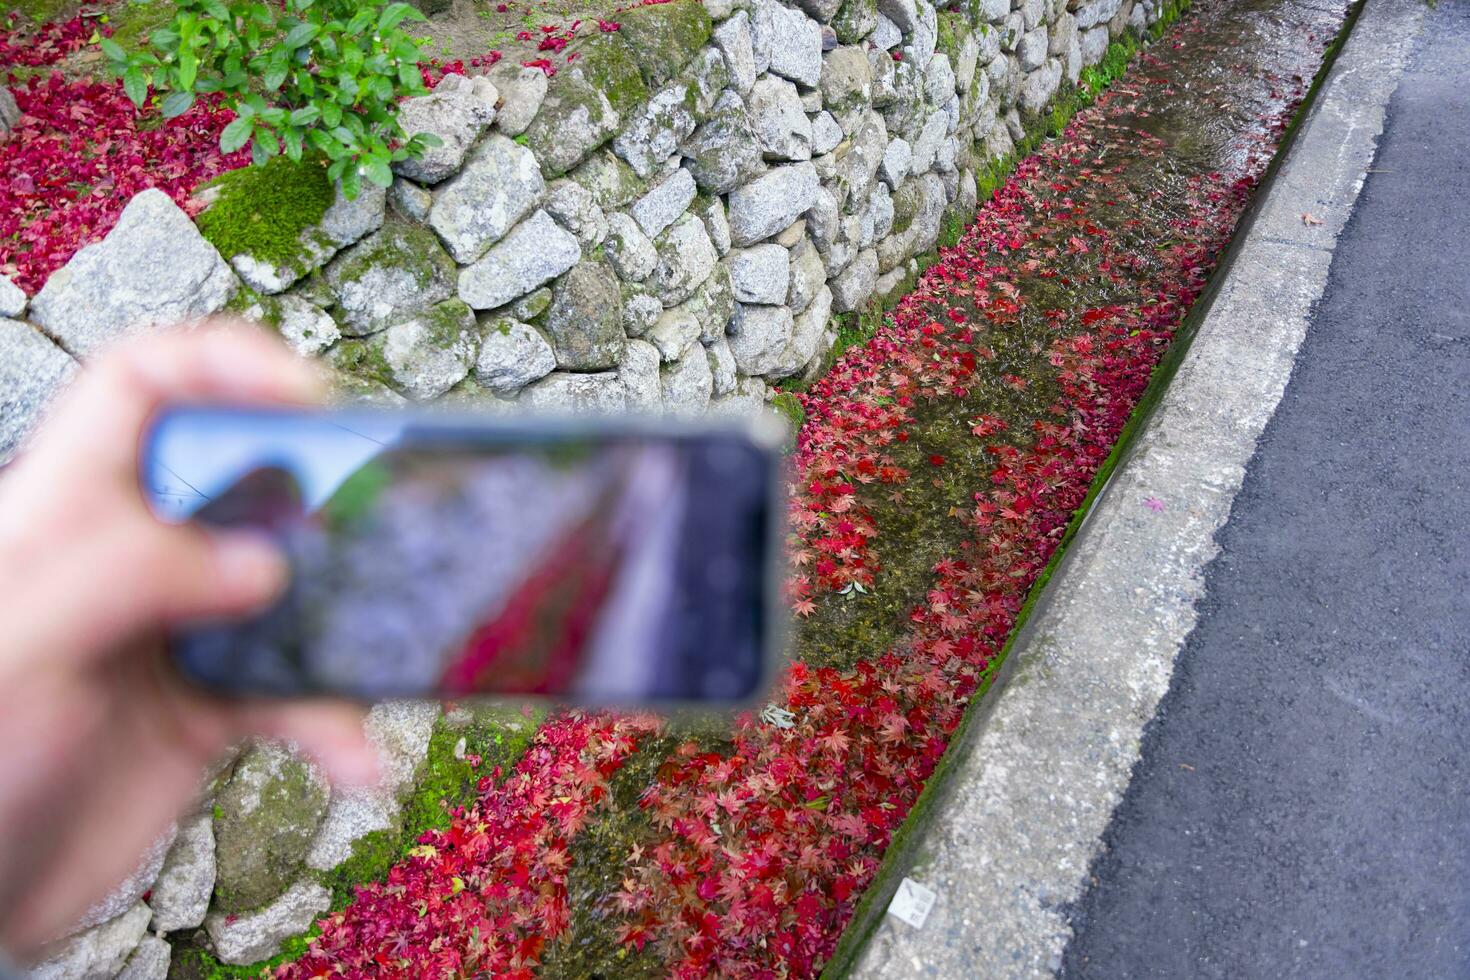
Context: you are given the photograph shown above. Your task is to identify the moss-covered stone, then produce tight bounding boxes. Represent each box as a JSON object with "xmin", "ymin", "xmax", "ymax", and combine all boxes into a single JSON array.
[
  {"xmin": 615, "ymin": 0, "xmax": 714, "ymax": 88},
  {"xmin": 421, "ymin": 297, "xmax": 476, "ymax": 349},
  {"xmin": 222, "ymin": 284, "xmax": 267, "ymax": 320},
  {"xmin": 510, "ymin": 286, "xmax": 554, "ymax": 323},
  {"xmin": 324, "ymin": 219, "xmax": 456, "ymax": 336},
  {"xmin": 832, "ymin": 0, "xmax": 878, "ymax": 45},
  {"xmin": 329, "ymin": 337, "xmax": 395, "ymax": 388},
  {"xmin": 523, "ymin": 34, "xmax": 650, "ymax": 177},
  {"xmin": 165, "ymin": 925, "xmax": 322, "ymax": 980},
  {"xmin": 329, "ymin": 298, "xmax": 478, "ymax": 400},
  {"xmin": 195, "ymin": 155, "xmax": 335, "ymax": 275},
  {"xmin": 543, "ymin": 260, "xmax": 627, "ymax": 370},
  {"xmin": 211, "ymin": 743, "xmax": 328, "ymax": 915},
  {"xmin": 682, "ymin": 46, "xmax": 732, "ymax": 114},
  {"xmin": 170, "ymin": 707, "xmax": 545, "ymax": 977},
  {"xmin": 612, "ymin": 77, "xmax": 704, "ymax": 178},
  {"xmin": 569, "ymin": 149, "xmax": 648, "ymax": 210},
  {"xmin": 888, "ymin": 178, "xmax": 921, "ymax": 238},
  {"xmin": 935, "ymin": 8, "xmax": 969, "ymax": 65}
]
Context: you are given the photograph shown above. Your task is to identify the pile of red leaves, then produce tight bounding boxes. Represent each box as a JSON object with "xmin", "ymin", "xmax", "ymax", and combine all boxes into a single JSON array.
[
  {"xmin": 0, "ymin": 9, "xmax": 96, "ymax": 66},
  {"xmin": 0, "ymin": 13, "xmax": 245, "ymax": 294},
  {"xmin": 612, "ymin": 162, "xmax": 1242, "ymax": 977},
  {"xmin": 260, "ymin": 0, "xmax": 1338, "ymax": 974},
  {"xmin": 282, "ymin": 713, "xmax": 658, "ymax": 980}
]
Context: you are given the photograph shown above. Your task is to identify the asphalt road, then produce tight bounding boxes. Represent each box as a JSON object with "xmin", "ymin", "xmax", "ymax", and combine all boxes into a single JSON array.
[{"xmin": 1060, "ymin": 4, "xmax": 1470, "ymax": 978}]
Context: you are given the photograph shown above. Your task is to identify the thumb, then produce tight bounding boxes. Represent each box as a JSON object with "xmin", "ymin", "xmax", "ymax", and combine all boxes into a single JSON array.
[
  {"xmin": 107, "ymin": 523, "xmax": 289, "ymax": 638},
  {"xmin": 0, "ymin": 521, "xmax": 285, "ymax": 669}
]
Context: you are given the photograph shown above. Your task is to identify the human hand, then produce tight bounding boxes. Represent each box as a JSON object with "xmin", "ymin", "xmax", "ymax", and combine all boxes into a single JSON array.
[{"xmin": 0, "ymin": 325, "xmax": 379, "ymax": 959}]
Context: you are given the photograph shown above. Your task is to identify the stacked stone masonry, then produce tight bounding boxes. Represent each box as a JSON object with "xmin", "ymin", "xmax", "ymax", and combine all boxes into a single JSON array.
[
  {"xmin": 10, "ymin": 0, "xmax": 1165, "ymax": 970},
  {"xmin": 4, "ymin": 0, "xmax": 1164, "ymax": 463}
]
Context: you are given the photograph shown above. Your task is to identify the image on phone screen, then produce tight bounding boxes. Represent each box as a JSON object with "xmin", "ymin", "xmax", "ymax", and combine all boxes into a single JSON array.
[{"xmin": 144, "ymin": 408, "xmax": 784, "ymax": 706}]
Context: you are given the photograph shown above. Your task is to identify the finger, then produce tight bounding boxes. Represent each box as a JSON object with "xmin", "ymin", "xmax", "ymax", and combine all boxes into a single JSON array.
[
  {"xmin": 29, "ymin": 323, "xmax": 326, "ymax": 487},
  {"xmin": 33, "ymin": 522, "xmax": 290, "ymax": 658},
  {"xmin": 232, "ymin": 700, "xmax": 381, "ymax": 788},
  {"xmin": 138, "ymin": 524, "xmax": 288, "ymax": 624}
]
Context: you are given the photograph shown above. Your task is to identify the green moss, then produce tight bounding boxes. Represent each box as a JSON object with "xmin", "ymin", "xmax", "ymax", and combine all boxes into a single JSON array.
[
  {"xmin": 168, "ymin": 927, "xmax": 322, "ymax": 980},
  {"xmin": 2, "ymin": 0, "xmax": 72, "ymax": 25},
  {"xmin": 974, "ymin": 149, "xmax": 1014, "ymax": 208},
  {"xmin": 524, "ymin": 33, "xmax": 650, "ymax": 176},
  {"xmin": 102, "ymin": 0, "xmax": 173, "ymax": 55},
  {"xmin": 222, "ymin": 285, "xmax": 265, "ymax": 319},
  {"xmin": 195, "ymin": 154, "xmax": 334, "ymax": 268},
  {"xmin": 330, "ymin": 339, "xmax": 394, "ymax": 389},
  {"xmin": 835, "ymin": 298, "xmax": 886, "ymax": 360},
  {"xmin": 937, "ymin": 210, "xmax": 966, "ymax": 250},
  {"xmin": 888, "ymin": 182, "xmax": 921, "ymax": 238},
  {"xmin": 935, "ymin": 9, "xmax": 968, "ymax": 64},
  {"xmin": 831, "ymin": 0, "xmax": 877, "ymax": 45},
  {"xmin": 421, "ymin": 298, "xmax": 475, "ymax": 350},
  {"xmin": 770, "ymin": 390, "xmax": 806, "ymax": 430},
  {"xmin": 615, "ymin": 0, "xmax": 713, "ymax": 88},
  {"xmin": 581, "ymin": 34, "xmax": 654, "ymax": 113},
  {"xmin": 400, "ymin": 707, "xmax": 546, "ymax": 841}
]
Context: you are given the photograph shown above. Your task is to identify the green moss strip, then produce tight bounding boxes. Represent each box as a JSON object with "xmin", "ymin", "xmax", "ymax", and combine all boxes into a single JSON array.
[
  {"xmin": 813, "ymin": 5, "xmax": 1210, "ymax": 977},
  {"xmin": 814, "ymin": 0, "xmax": 1367, "ymax": 974},
  {"xmin": 170, "ymin": 928, "xmax": 323, "ymax": 980}
]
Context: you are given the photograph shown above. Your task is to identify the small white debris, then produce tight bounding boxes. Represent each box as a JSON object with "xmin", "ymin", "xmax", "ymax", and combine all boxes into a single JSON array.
[
  {"xmin": 887, "ymin": 877, "xmax": 937, "ymax": 929},
  {"xmin": 760, "ymin": 703, "xmax": 796, "ymax": 729}
]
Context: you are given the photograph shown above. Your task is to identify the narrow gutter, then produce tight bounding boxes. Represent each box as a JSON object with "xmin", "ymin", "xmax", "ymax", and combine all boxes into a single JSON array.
[{"xmin": 819, "ymin": 0, "xmax": 1371, "ymax": 973}]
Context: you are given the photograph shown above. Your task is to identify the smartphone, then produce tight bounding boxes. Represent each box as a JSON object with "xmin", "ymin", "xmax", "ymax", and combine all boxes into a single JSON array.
[{"xmin": 142, "ymin": 406, "xmax": 787, "ymax": 706}]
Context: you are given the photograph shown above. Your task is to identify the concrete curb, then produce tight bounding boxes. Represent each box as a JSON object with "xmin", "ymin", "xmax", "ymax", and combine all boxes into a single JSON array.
[{"xmin": 849, "ymin": 1, "xmax": 1429, "ymax": 976}]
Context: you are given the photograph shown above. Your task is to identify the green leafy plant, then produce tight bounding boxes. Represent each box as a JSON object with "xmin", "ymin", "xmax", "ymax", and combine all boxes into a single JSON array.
[{"xmin": 101, "ymin": 0, "xmax": 442, "ymax": 198}]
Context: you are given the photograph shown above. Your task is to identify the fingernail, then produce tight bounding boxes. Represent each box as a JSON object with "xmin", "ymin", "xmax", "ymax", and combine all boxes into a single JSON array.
[{"xmin": 213, "ymin": 533, "xmax": 288, "ymax": 605}]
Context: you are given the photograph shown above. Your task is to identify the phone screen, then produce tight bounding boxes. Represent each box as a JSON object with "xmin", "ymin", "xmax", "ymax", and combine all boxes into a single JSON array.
[{"xmin": 144, "ymin": 407, "xmax": 784, "ymax": 705}]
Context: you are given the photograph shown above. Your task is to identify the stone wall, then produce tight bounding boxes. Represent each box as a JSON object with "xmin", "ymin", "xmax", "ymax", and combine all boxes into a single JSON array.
[
  {"xmin": 2, "ymin": 0, "xmax": 1165, "ymax": 464},
  {"xmin": 12, "ymin": 0, "xmax": 1168, "ymax": 971}
]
